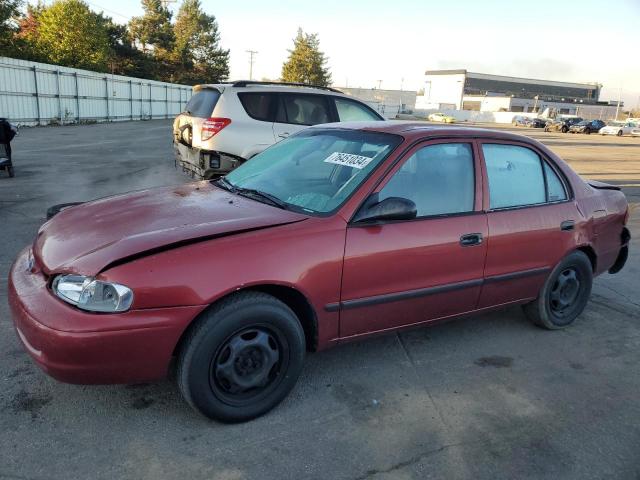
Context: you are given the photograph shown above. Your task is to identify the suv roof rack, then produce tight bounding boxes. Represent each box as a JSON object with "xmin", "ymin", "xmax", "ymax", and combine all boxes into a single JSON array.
[{"xmin": 229, "ymin": 80, "xmax": 343, "ymax": 93}]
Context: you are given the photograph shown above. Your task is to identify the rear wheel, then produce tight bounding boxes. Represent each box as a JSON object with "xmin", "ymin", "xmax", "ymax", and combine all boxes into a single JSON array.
[
  {"xmin": 523, "ymin": 251, "xmax": 593, "ymax": 329},
  {"xmin": 617, "ymin": 130, "xmax": 623, "ymax": 137},
  {"xmin": 561, "ymin": 126, "xmax": 568, "ymax": 133},
  {"xmin": 177, "ymin": 291, "xmax": 306, "ymax": 422}
]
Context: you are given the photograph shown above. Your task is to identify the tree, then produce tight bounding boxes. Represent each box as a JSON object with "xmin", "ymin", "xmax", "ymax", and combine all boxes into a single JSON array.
[
  {"xmin": 0, "ymin": 0, "xmax": 23, "ymax": 56},
  {"xmin": 172, "ymin": 0, "xmax": 229, "ymax": 84},
  {"xmin": 101, "ymin": 15, "xmax": 156, "ymax": 78},
  {"xmin": 129, "ymin": 0, "xmax": 174, "ymax": 53},
  {"xmin": 33, "ymin": 0, "xmax": 110, "ymax": 71},
  {"xmin": 281, "ymin": 28, "xmax": 332, "ymax": 87}
]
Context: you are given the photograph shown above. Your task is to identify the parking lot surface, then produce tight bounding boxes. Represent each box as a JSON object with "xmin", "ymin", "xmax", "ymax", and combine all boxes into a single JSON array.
[{"xmin": 1, "ymin": 120, "xmax": 639, "ymax": 480}]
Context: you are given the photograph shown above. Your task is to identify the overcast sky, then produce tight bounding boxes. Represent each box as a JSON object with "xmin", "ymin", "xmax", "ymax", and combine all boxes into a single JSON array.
[{"xmin": 46, "ymin": 0, "xmax": 640, "ymax": 107}]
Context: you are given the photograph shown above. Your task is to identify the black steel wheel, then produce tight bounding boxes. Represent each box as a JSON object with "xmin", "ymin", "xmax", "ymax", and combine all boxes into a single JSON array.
[
  {"xmin": 561, "ymin": 126, "xmax": 568, "ymax": 133},
  {"xmin": 177, "ymin": 291, "xmax": 305, "ymax": 422},
  {"xmin": 523, "ymin": 251, "xmax": 593, "ymax": 330},
  {"xmin": 617, "ymin": 130, "xmax": 623, "ymax": 137}
]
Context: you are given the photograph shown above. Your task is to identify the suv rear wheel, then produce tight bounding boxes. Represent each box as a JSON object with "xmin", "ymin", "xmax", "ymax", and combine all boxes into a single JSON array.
[{"xmin": 177, "ymin": 291, "xmax": 306, "ymax": 422}]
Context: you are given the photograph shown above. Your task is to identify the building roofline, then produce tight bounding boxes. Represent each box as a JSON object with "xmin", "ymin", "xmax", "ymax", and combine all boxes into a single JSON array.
[{"xmin": 425, "ymin": 69, "xmax": 600, "ymax": 90}]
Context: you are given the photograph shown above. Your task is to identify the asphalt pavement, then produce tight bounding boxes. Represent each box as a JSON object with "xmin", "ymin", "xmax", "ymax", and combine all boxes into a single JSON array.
[{"xmin": 1, "ymin": 120, "xmax": 639, "ymax": 480}]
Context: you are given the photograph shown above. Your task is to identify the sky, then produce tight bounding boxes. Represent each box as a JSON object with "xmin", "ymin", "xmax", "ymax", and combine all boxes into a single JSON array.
[{"xmin": 37, "ymin": 0, "xmax": 640, "ymax": 107}]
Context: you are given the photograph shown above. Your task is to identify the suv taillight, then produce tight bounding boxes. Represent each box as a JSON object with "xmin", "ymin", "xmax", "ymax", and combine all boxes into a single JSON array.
[{"xmin": 201, "ymin": 118, "xmax": 231, "ymax": 141}]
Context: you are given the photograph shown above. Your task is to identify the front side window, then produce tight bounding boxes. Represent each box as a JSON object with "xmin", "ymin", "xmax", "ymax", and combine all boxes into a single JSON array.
[
  {"xmin": 483, "ymin": 144, "xmax": 568, "ymax": 209},
  {"xmin": 335, "ymin": 98, "xmax": 381, "ymax": 121},
  {"xmin": 281, "ymin": 95, "xmax": 331, "ymax": 125},
  {"xmin": 378, "ymin": 143, "xmax": 475, "ymax": 217},
  {"xmin": 224, "ymin": 129, "xmax": 402, "ymax": 214}
]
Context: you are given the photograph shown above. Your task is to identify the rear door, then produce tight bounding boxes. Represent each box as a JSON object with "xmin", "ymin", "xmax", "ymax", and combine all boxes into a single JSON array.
[
  {"xmin": 478, "ymin": 141, "xmax": 578, "ymax": 308},
  {"xmin": 272, "ymin": 93, "xmax": 333, "ymax": 141},
  {"xmin": 339, "ymin": 140, "xmax": 488, "ymax": 338}
]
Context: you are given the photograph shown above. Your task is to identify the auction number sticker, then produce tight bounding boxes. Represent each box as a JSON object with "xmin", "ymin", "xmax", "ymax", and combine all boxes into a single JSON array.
[{"xmin": 323, "ymin": 152, "xmax": 374, "ymax": 169}]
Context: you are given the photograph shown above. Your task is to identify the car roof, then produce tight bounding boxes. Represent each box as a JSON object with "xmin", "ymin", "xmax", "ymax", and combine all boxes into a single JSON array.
[
  {"xmin": 194, "ymin": 83, "xmax": 346, "ymax": 97},
  {"xmin": 309, "ymin": 120, "xmax": 548, "ymax": 143}
]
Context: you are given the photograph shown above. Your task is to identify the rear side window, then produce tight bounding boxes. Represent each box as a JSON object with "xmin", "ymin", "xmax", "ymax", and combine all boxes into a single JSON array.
[
  {"xmin": 483, "ymin": 144, "xmax": 545, "ymax": 209},
  {"xmin": 281, "ymin": 94, "xmax": 331, "ymax": 125},
  {"xmin": 185, "ymin": 89, "xmax": 220, "ymax": 118},
  {"xmin": 544, "ymin": 162, "xmax": 567, "ymax": 202},
  {"xmin": 335, "ymin": 98, "xmax": 381, "ymax": 121},
  {"xmin": 238, "ymin": 92, "xmax": 275, "ymax": 122},
  {"xmin": 379, "ymin": 143, "xmax": 475, "ymax": 217}
]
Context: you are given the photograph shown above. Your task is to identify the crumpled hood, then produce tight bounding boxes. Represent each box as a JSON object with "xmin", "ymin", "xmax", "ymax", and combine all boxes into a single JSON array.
[{"xmin": 33, "ymin": 181, "xmax": 307, "ymax": 275}]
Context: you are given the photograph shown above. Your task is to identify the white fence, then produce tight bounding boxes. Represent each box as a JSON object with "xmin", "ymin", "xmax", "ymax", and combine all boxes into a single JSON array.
[{"xmin": 0, "ymin": 57, "xmax": 193, "ymax": 126}]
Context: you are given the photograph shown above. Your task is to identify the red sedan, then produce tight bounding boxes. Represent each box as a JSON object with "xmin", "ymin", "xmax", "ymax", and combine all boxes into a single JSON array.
[{"xmin": 9, "ymin": 122, "xmax": 630, "ymax": 422}]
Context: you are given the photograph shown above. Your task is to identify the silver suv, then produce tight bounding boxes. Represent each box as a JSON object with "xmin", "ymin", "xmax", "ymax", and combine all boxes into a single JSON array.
[{"xmin": 173, "ymin": 81, "xmax": 384, "ymax": 179}]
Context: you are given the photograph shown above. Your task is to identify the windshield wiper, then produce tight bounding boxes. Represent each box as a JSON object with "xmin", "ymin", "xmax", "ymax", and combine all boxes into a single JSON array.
[
  {"xmin": 215, "ymin": 177, "xmax": 235, "ymax": 192},
  {"xmin": 214, "ymin": 178, "xmax": 287, "ymax": 209},
  {"xmin": 235, "ymin": 187, "xmax": 288, "ymax": 209}
]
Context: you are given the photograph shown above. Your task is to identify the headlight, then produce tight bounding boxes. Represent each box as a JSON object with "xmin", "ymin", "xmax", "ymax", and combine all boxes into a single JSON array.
[{"xmin": 52, "ymin": 275, "xmax": 134, "ymax": 312}]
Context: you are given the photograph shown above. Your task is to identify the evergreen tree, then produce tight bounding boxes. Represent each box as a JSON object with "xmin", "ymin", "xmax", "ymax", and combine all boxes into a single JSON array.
[
  {"xmin": 173, "ymin": 0, "xmax": 229, "ymax": 83},
  {"xmin": 128, "ymin": 0, "xmax": 174, "ymax": 53},
  {"xmin": 0, "ymin": 0, "xmax": 23, "ymax": 56},
  {"xmin": 281, "ymin": 28, "xmax": 332, "ymax": 86}
]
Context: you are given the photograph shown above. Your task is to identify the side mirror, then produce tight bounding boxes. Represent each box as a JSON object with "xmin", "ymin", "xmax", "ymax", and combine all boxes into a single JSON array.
[{"xmin": 352, "ymin": 195, "xmax": 417, "ymax": 224}]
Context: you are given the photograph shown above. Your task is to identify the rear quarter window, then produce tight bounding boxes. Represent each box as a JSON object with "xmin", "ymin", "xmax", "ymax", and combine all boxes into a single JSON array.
[
  {"xmin": 238, "ymin": 92, "xmax": 275, "ymax": 122},
  {"xmin": 185, "ymin": 89, "xmax": 220, "ymax": 118}
]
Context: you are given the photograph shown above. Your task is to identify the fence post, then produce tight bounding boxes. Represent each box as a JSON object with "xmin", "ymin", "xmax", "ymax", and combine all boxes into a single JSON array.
[
  {"xmin": 104, "ymin": 76, "xmax": 110, "ymax": 121},
  {"xmin": 74, "ymin": 72, "xmax": 80, "ymax": 122},
  {"xmin": 32, "ymin": 66, "xmax": 41, "ymax": 126},
  {"xmin": 56, "ymin": 70, "xmax": 62, "ymax": 123},
  {"xmin": 165, "ymin": 85, "xmax": 169, "ymax": 119},
  {"xmin": 129, "ymin": 80, "xmax": 133, "ymax": 120}
]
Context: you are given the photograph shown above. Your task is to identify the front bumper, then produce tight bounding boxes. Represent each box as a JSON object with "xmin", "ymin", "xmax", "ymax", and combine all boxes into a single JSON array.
[{"xmin": 8, "ymin": 247, "xmax": 204, "ymax": 384}]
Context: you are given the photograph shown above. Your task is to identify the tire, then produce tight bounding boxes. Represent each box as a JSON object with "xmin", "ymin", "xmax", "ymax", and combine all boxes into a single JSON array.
[
  {"xmin": 177, "ymin": 291, "xmax": 306, "ymax": 422},
  {"xmin": 617, "ymin": 130, "xmax": 623, "ymax": 137},
  {"xmin": 7, "ymin": 166, "xmax": 14, "ymax": 177},
  {"xmin": 46, "ymin": 202, "xmax": 84, "ymax": 220},
  {"xmin": 584, "ymin": 128, "xmax": 591, "ymax": 135},
  {"xmin": 561, "ymin": 126, "xmax": 568, "ymax": 133},
  {"xmin": 523, "ymin": 251, "xmax": 593, "ymax": 330}
]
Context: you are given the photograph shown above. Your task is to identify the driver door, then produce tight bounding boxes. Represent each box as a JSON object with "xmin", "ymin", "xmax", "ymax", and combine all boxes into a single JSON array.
[{"xmin": 339, "ymin": 140, "xmax": 488, "ymax": 338}]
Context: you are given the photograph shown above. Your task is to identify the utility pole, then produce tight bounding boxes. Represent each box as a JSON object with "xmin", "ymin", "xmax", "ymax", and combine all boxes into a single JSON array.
[
  {"xmin": 246, "ymin": 50, "xmax": 258, "ymax": 80},
  {"xmin": 615, "ymin": 85, "xmax": 622, "ymax": 120},
  {"xmin": 377, "ymin": 80, "xmax": 382, "ymax": 90}
]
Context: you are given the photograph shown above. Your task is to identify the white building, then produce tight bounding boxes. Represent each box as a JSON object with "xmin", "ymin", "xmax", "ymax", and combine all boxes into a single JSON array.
[
  {"xmin": 416, "ymin": 69, "xmax": 622, "ymax": 120},
  {"xmin": 337, "ymin": 87, "xmax": 417, "ymax": 119}
]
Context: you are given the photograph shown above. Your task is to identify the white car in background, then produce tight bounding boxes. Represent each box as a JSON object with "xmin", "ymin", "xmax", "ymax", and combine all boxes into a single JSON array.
[
  {"xmin": 173, "ymin": 81, "xmax": 384, "ymax": 179},
  {"xmin": 599, "ymin": 121, "xmax": 637, "ymax": 137},
  {"xmin": 631, "ymin": 126, "xmax": 640, "ymax": 137}
]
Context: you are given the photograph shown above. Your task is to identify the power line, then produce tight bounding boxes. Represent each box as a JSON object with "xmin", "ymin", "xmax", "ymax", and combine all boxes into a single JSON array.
[
  {"xmin": 246, "ymin": 50, "xmax": 258, "ymax": 80},
  {"xmin": 84, "ymin": 1, "xmax": 131, "ymax": 20}
]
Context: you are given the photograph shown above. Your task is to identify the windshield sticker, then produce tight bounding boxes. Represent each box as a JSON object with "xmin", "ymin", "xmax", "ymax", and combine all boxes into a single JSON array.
[{"xmin": 323, "ymin": 152, "xmax": 373, "ymax": 169}]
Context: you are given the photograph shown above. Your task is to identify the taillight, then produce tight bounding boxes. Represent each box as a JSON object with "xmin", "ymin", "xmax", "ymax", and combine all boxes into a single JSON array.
[{"xmin": 201, "ymin": 118, "xmax": 231, "ymax": 141}]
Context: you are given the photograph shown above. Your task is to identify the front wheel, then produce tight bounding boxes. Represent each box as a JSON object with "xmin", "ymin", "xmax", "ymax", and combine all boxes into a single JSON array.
[
  {"xmin": 617, "ymin": 130, "xmax": 623, "ymax": 137},
  {"xmin": 523, "ymin": 251, "xmax": 593, "ymax": 329},
  {"xmin": 177, "ymin": 291, "xmax": 306, "ymax": 422},
  {"xmin": 561, "ymin": 126, "xmax": 568, "ymax": 133}
]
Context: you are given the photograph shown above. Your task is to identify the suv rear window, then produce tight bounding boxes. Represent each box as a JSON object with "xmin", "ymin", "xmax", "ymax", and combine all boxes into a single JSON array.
[
  {"xmin": 185, "ymin": 89, "xmax": 220, "ymax": 118},
  {"xmin": 238, "ymin": 92, "xmax": 274, "ymax": 122}
]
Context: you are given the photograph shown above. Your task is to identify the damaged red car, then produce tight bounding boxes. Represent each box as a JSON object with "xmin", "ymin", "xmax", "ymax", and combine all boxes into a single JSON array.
[{"xmin": 9, "ymin": 122, "xmax": 630, "ymax": 422}]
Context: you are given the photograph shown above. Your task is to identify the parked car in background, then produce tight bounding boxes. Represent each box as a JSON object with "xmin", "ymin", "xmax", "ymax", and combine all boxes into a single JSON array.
[
  {"xmin": 544, "ymin": 117, "xmax": 584, "ymax": 133},
  {"xmin": 512, "ymin": 115, "xmax": 530, "ymax": 127},
  {"xmin": 631, "ymin": 125, "xmax": 640, "ymax": 137},
  {"xmin": 569, "ymin": 119, "xmax": 606, "ymax": 135},
  {"xmin": 599, "ymin": 121, "xmax": 637, "ymax": 137},
  {"xmin": 529, "ymin": 118, "xmax": 548, "ymax": 128},
  {"xmin": 428, "ymin": 112, "xmax": 456, "ymax": 123},
  {"xmin": 173, "ymin": 81, "xmax": 384, "ymax": 179},
  {"xmin": 10, "ymin": 122, "xmax": 630, "ymax": 422}
]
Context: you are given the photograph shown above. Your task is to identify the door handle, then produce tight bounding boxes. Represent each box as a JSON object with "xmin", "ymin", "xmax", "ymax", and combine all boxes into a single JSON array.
[
  {"xmin": 560, "ymin": 220, "xmax": 575, "ymax": 231},
  {"xmin": 460, "ymin": 233, "xmax": 483, "ymax": 247},
  {"xmin": 277, "ymin": 132, "xmax": 290, "ymax": 139}
]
